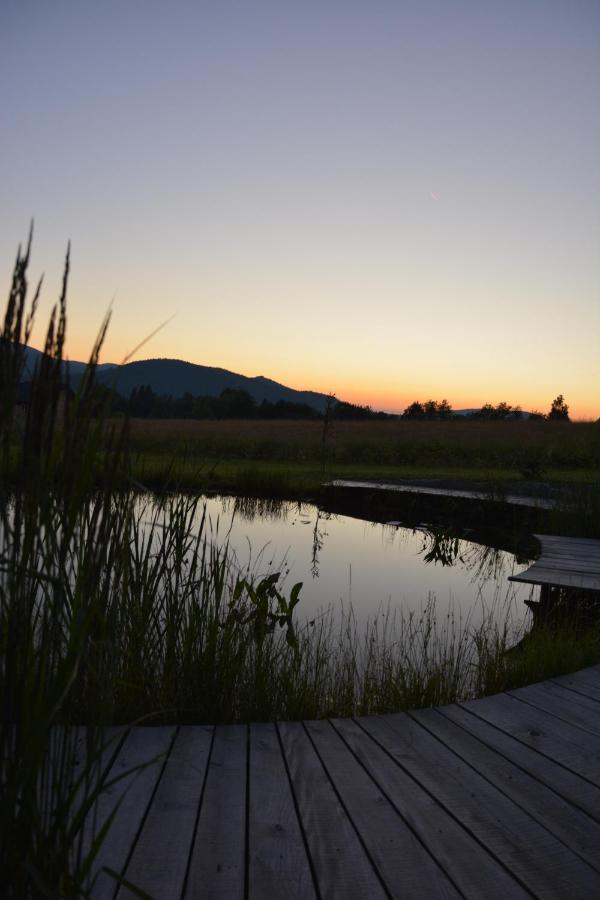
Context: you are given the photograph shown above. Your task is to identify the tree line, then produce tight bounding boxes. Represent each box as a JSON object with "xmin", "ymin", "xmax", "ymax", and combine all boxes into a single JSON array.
[
  {"xmin": 401, "ymin": 395, "xmax": 570, "ymax": 421},
  {"xmin": 96, "ymin": 383, "xmax": 571, "ymax": 422},
  {"xmin": 107, "ymin": 385, "xmax": 393, "ymax": 421}
]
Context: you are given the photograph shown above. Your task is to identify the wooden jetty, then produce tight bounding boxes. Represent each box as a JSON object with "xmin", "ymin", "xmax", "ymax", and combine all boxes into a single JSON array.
[
  {"xmin": 87, "ymin": 665, "xmax": 600, "ymax": 899},
  {"xmin": 509, "ymin": 534, "xmax": 600, "ymax": 593},
  {"xmin": 330, "ymin": 479, "xmax": 557, "ymax": 509}
]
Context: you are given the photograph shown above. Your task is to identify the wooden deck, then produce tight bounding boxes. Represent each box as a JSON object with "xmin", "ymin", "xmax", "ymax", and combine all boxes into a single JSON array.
[
  {"xmin": 86, "ymin": 665, "xmax": 600, "ymax": 899},
  {"xmin": 509, "ymin": 534, "xmax": 600, "ymax": 592},
  {"xmin": 330, "ymin": 480, "xmax": 557, "ymax": 509}
]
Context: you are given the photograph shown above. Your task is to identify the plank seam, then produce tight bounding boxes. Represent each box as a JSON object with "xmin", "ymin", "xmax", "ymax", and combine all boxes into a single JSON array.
[
  {"xmin": 301, "ymin": 721, "xmax": 393, "ymax": 900},
  {"xmin": 111, "ymin": 726, "xmax": 180, "ymax": 900},
  {"xmin": 180, "ymin": 725, "xmax": 216, "ymax": 900},
  {"xmin": 436, "ymin": 707, "xmax": 600, "ymax": 826},
  {"xmin": 331, "ymin": 718, "xmax": 469, "ymax": 899},
  {"xmin": 355, "ymin": 716, "xmax": 536, "ymax": 899},
  {"xmin": 549, "ymin": 680, "xmax": 600, "ymax": 704},
  {"xmin": 81, "ymin": 726, "xmax": 131, "ymax": 874},
  {"xmin": 410, "ymin": 709, "xmax": 600, "ymax": 876},
  {"xmin": 456, "ymin": 702, "xmax": 600, "ymax": 794},
  {"xmin": 507, "ymin": 692, "xmax": 600, "ymax": 739},
  {"xmin": 275, "ymin": 723, "xmax": 322, "ymax": 900}
]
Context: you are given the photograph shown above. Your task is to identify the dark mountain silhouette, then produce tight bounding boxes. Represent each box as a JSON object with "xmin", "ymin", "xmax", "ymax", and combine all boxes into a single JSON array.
[
  {"xmin": 95, "ymin": 359, "xmax": 333, "ymax": 412},
  {"xmin": 21, "ymin": 347, "xmax": 333, "ymax": 412},
  {"xmin": 21, "ymin": 345, "xmax": 116, "ymax": 378}
]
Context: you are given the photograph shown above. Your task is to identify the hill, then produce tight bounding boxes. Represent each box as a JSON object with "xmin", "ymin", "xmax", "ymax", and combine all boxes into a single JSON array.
[
  {"xmin": 21, "ymin": 348, "xmax": 333, "ymax": 413},
  {"xmin": 95, "ymin": 359, "xmax": 333, "ymax": 413},
  {"xmin": 21, "ymin": 345, "xmax": 117, "ymax": 378}
]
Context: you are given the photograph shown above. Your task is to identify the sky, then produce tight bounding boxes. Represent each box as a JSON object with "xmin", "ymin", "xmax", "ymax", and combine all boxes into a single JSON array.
[{"xmin": 1, "ymin": 0, "xmax": 599, "ymax": 418}]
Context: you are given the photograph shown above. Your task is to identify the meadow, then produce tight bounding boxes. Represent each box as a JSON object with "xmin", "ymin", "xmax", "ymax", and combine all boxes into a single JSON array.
[{"xmin": 123, "ymin": 415, "xmax": 600, "ymax": 507}]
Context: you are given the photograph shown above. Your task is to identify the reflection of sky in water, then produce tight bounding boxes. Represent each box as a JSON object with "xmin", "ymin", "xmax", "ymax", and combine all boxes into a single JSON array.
[{"xmin": 191, "ymin": 496, "xmax": 535, "ymax": 630}]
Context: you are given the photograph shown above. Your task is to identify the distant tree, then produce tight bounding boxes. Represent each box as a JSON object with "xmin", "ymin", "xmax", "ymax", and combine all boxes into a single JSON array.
[
  {"xmin": 402, "ymin": 399, "xmax": 453, "ymax": 421},
  {"xmin": 333, "ymin": 400, "xmax": 388, "ymax": 420},
  {"xmin": 218, "ymin": 388, "xmax": 257, "ymax": 419},
  {"xmin": 402, "ymin": 401, "xmax": 425, "ymax": 420},
  {"xmin": 259, "ymin": 399, "xmax": 320, "ymax": 419},
  {"xmin": 472, "ymin": 401, "xmax": 523, "ymax": 421},
  {"xmin": 436, "ymin": 398, "xmax": 453, "ymax": 420},
  {"xmin": 423, "ymin": 399, "xmax": 438, "ymax": 420},
  {"xmin": 548, "ymin": 394, "xmax": 569, "ymax": 421},
  {"xmin": 528, "ymin": 410, "xmax": 545, "ymax": 421}
]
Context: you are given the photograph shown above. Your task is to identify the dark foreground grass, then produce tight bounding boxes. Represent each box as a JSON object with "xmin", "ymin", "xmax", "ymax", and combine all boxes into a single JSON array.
[{"xmin": 2, "ymin": 239, "xmax": 599, "ymax": 896}]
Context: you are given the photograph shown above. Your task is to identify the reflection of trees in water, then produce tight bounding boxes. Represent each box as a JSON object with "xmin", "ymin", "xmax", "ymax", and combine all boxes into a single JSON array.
[
  {"xmin": 418, "ymin": 526, "xmax": 532, "ymax": 585},
  {"xmin": 220, "ymin": 495, "xmax": 291, "ymax": 522},
  {"xmin": 311, "ymin": 510, "xmax": 330, "ymax": 578}
]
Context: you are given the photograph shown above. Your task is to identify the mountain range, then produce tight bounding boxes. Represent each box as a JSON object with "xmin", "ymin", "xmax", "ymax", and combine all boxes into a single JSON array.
[
  {"xmin": 20, "ymin": 346, "xmax": 531, "ymax": 418},
  {"xmin": 21, "ymin": 346, "xmax": 334, "ymax": 413}
]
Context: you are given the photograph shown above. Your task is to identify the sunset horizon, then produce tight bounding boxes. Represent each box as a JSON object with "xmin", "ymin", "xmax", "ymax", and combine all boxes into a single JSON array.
[{"xmin": 23, "ymin": 330, "xmax": 599, "ymax": 421}]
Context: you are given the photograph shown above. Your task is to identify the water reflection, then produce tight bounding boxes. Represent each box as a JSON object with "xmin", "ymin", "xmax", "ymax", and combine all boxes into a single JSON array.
[
  {"xmin": 416, "ymin": 526, "xmax": 520, "ymax": 584},
  {"xmin": 311, "ymin": 510, "xmax": 329, "ymax": 578},
  {"xmin": 192, "ymin": 494, "xmax": 533, "ymax": 631}
]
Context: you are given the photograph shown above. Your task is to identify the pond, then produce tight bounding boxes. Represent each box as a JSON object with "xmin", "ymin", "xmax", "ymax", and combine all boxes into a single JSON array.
[{"xmin": 180, "ymin": 494, "xmax": 536, "ymax": 633}]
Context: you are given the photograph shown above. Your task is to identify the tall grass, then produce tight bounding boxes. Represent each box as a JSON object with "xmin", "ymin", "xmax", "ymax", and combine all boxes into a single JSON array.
[{"xmin": 1, "ymin": 235, "xmax": 599, "ymax": 895}]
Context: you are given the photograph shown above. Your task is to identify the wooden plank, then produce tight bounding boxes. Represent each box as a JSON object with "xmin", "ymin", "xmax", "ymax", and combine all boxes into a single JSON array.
[
  {"xmin": 529, "ymin": 556, "xmax": 600, "ymax": 571},
  {"xmin": 509, "ymin": 567, "xmax": 600, "ymax": 584},
  {"xmin": 551, "ymin": 668, "xmax": 600, "ymax": 702},
  {"xmin": 331, "ymin": 480, "xmax": 556, "ymax": 508},
  {"xmin": 117, "ymin": 726, "xmax": 213, "ymax": 899},
  {"xmin": 184, "ymin": 724, "xmax": 247, "ymax": 900},
  {"xmin": 536, "ymin": 544, "xmax": 600, "ymax": 555},
  {"xmin": 90, "ymin": 726, "xmax": 176, "ymax": 900},
  {"xmin": 528, "ymin": 558, "xmax": 600, "ymax": 573},
  {"xmin": 248, "ymin": 723, "xmax": 316, "ymax": 900},
  {"xmin": 439, "ymin": 702, "xmax": 600, "ymax": 822},
  {"xmin": 509, "ymin": 682, "xmax": 600, "ymax": 736},
  {"xmin": 459, "ymin": 693, "xmax": 600, "ymax": 786},
  {"xmin": 332, "ymin": 716, "xmax": 527, "ymax": 898},
  {"xmin": 363, "ymin": 711, "xmax": 600, "ymax": 898},
  {"xmin": 305, "ymin": 718, "xmax": 460, "ymax": 899},
  {"xmin": 278, "ymin": 720, "xmax": 387, "ymax": 900},
  {"xmin": 508, "ymin": 534, "xmax": 600, "ymax": 590},
  {"xmin": 535, "ymin": 535, "xmax": 600, "ymax": 549},
  {"xmin": 76, "ymin": 727, "xmax": 131, "ymax": 883},
  {"xmin": 411, "ymin": 706, "xmax": 600, "ymax": 875},
  {"xmin": 508, "ymin": 568, "xmax": 600, "ymax": 590}
]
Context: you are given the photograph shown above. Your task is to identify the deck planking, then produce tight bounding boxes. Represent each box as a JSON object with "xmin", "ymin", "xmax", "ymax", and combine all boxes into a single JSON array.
[
  {"xmin": 86, "ymin": 667, "xmax": 600, "ymax": 899},
  {"xmin": 508, "ymin": 534, "xmax": 600, "ymax": 591},
  {"xmin": 330, "ymin": 479, "xmax": 557, "ymax": 508}
]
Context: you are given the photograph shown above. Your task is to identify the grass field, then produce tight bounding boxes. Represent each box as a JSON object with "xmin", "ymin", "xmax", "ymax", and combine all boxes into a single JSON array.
[{"xmin": 123, "ymin": 416, "xmax": 600, "ymax": 495}]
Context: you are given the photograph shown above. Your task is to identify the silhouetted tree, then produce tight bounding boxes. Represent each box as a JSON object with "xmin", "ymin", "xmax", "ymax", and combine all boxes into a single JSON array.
[
  {"xmin": 402, "ymin": 401, "xmax": 425, "ymax": 420},
  {"xmin": 470, "ymin": 401, "xmax": 523, "ymax": 421},
  {"xmin": 548, "ymin": 394, "xmax": 569, "ymax": 421}
]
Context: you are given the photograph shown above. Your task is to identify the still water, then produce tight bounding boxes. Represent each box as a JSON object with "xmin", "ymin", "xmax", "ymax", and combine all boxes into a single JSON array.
[{"xmin": 185, "ymin": 495, "xmax": 535, "ymax": 630}]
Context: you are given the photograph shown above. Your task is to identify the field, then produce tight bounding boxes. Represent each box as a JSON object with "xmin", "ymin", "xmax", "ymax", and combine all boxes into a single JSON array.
[{"xmin": 123, "ymin": 416, "xmax": 600, "ymax": 495}]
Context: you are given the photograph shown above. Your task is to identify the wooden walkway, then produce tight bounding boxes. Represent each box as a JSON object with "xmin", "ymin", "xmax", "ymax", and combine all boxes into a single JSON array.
[
  {"xmin": 330, "ymin": 479, "xmax": 557, "ymax": 509},
  {"xmin": 509, "ymin": 534, "xmax": 600, "ymax": 592},
  {"xmin": 87, "ymin": 666, "xmax": 600, "ymax": 899}
]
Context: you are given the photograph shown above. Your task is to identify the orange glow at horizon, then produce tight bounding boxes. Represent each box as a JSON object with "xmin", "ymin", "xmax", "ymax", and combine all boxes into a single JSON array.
[{"xmin": 26, "ymin": 333, "xmax": 599, "ymax": 423}]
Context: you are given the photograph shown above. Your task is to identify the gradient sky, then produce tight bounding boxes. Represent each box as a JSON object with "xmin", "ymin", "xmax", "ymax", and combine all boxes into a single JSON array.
[{"xmin": 1, "ymin": 0, "xmax": 599, "ymax": 418}]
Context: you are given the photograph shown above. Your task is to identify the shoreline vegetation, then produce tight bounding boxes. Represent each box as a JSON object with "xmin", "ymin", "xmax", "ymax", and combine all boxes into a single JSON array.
[{"xmin": 2, "ymin": 240, "xmax": 600, "ymax": 894}]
